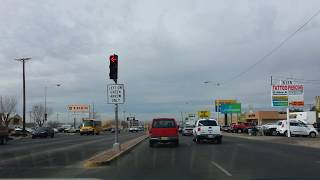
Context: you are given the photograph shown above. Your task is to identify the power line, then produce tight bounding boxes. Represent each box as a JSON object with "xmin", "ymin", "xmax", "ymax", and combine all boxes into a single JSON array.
[{"xmin": 220, "ymin": 9, "xmax": 320, "ymax": 85}]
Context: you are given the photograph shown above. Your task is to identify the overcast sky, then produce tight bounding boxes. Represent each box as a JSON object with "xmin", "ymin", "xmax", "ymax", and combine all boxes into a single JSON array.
[{"xmin": 1, "ymin": 0, "xmax": 320, "ymax": 122}]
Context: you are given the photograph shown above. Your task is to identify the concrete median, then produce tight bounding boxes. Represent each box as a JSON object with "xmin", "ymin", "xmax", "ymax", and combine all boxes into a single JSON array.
[{"xmin": 84, "ymin": 133, "xmax": 149, "ymax": 167}]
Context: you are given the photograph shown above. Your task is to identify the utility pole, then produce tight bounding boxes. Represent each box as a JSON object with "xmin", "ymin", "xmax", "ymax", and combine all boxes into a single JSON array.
[{"xmin": 15, "ymin": 57, "xmax": 31, "ymax": 134}]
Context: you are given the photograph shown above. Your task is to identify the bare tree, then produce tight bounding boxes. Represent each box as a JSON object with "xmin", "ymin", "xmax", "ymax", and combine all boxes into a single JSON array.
[
  {"xmin": 0, "ymin": 96, "xmax": 18, "ymax": 127},
  {"xmin": 32, "ymin": 103, "xmax": 52, "ymax": 127}
]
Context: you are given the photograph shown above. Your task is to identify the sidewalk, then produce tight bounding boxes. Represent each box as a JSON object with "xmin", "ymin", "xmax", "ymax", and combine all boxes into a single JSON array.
[{"xmin": 223, "ymin": 132, "xmax": 320, "ymax": 149}]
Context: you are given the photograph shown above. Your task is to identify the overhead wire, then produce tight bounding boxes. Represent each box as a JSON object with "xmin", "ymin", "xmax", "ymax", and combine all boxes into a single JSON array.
[{"xmin": 219, "ymin": 8, "xmax": 320, "ymax": 86}]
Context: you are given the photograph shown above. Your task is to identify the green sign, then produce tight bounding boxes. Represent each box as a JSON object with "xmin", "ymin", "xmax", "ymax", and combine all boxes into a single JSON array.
[
  {"xmin": 272, "ymin": 101, "xmax": 288, "ymax": 107},
  {"xmin": 220, "ymin": 103, "xmax": 241, "ymax": 113}
]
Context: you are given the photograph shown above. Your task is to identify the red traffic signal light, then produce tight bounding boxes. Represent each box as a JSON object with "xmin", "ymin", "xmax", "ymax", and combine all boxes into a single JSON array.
[{"xmin": 109, "ymin": 54, "xmax": 118, "ymax": 80}]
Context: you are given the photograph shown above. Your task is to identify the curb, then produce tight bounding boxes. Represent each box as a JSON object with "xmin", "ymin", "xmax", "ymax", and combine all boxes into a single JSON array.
[
  {"xmin": 83, "ymin": 134, "xmax": 149, "ymax": 167},
  {"xmin": 223, "ymin": 132, "xmax": 320, "ymax": 149}
]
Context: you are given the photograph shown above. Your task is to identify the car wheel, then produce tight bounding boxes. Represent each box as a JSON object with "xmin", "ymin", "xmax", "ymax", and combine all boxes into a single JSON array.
[
  {"xmin": 0, "ymin": 137, "xmax": 7, "ymax": 145},
  {"xmin": 284, "ymin": 131, "xmax": 288, "ymax": 137},
  {"xmin": 195, "ymin": 137, "xmax": 200, "ymax": 144},
  {"xmin": 217, "ymin": 137, "xmax": 222, "ymax": 144},
  {"xmin": 237, "ymin": 129, "xmax": 242, "ymax": 133},
  {"xmin": 149, "ymin": 141, "xmax": 154, "ymax": 148},
  {"xmin": 174, "ymin": 141, "xmax": 179, "ymax": 147},
  {"xmin": 309, "ymin": 132, "xmax": 316, "ymax": 138},
  {"xmin": 271, "ymin": 130, "xmax": 277, "ymax": 136}
]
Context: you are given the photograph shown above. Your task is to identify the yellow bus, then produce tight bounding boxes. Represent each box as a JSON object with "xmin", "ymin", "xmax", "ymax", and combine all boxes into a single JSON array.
[{"xmin": 80, "ymin": 119, "xmax": 102, "ymax": 135}]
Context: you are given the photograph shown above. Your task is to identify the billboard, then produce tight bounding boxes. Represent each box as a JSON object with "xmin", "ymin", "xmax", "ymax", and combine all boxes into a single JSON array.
[
  {"xmin": 68, "ymin": 104, "xmax": 89, "ymax": 113},
  {"xmin": 271, "ymin": 84, "xmax": 304, "ymax": 107},
  {"xmin": 220, "ymin": 103, "xmax": 241, "ymax": 113},
  {"xmin": 214, "ymin": 100, "xmax": 237, "ymax": 112}
]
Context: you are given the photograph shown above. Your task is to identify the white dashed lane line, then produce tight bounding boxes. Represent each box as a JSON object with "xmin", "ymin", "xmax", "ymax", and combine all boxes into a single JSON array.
[{"xmin": 211, "ymin": 161, "xmax": 232, "ymax": 177}]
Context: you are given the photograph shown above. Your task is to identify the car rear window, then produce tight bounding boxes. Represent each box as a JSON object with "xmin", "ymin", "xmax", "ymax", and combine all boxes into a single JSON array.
[
  {"xmin": 198, "ymin": 120, "xmax": 217, "ymax": 126},
  {"xmin": 152, "ymin": 119, "xmax": 176, "ymax": 128}
]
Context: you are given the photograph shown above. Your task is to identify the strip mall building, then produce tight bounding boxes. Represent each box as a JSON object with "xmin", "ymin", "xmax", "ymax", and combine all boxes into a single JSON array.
[{"xmin": 245, "ymin": 111, "xmax": 287, "ymax": 125}]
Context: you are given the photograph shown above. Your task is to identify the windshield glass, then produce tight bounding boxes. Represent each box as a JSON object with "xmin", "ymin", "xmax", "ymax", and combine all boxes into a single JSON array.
[
  {"xmin": 83, "ymin": 121, "xmax": 93, "ymax": 126},
  {"xmin": 153, "ymin": 120, "xmax": 176, "ymax": 128},
  {"xmin": 199, "ymin": 120, "xmax": 217, "ymax": 126}
]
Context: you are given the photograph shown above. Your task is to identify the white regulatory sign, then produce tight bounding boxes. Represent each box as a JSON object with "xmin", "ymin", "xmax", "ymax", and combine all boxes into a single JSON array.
[{"xmin": 107, "ymin": 84, "xmax": 125, "ymax": 104}]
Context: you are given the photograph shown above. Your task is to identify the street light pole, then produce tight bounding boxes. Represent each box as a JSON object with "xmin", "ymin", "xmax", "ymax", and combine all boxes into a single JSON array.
[
  {"xmin": 44, "ymin": 83, "xmax": 61, "ymax": 123},
  {"xmin": 15, "ymin": 57, "xmax": 31, "ymax": 134},
  {"xmin": 44, "ymin": 86, "xmax": 47, "ymax": 122}
]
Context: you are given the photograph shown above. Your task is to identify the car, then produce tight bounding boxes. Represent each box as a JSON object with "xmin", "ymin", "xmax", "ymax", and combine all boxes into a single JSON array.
[
  {"xmin": 32, "ymin": 127, "xmax": 54, "ymax": 138},
  {"xmin": 0, "ymin": 125, "xmax": 9, "ymax": 145},
  {"xmin": 261, "ymin": 122, "xmax": 279, "ymax": 136},
  {"xmin": 220, "ymin": 125, "xmax": 231, "ymax": 132},
  {"xmin": 313, "ymin": 122, "xmax": 320, "ymax": 132},
  {"xmin": 276, "ymin": 120, "xmax": 318, "ymax": 137},
  {"xmin": 149, "ymin": 118, "xmax": 179, "ymax": 147},
  {"xmin": 53, "ymin": 128, "xmax": 59, "ymax": 133},
  {"xmin": 231, "ymin": 122, "xmax": 255, "ymax": 133},
  {"xmin": 103, "ymin": 127, "xmax": 112, "ymax": 132},
  {"xmin": 193, "ymin": 119, "xmax": 222, "ymax": 144},
  {"xmin": 111, "ymin": 128, "xmax": 120, "ymax": 133},
  {"xmin": 129, "ymin": 127, "xmax": 139, "ymax": 132},
  {"xmin": 182, "ymin": 125, "xmax": 194, "ymax": 136}
]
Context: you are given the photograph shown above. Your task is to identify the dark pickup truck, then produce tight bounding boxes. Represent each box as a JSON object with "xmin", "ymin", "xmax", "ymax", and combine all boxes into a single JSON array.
[{"xmin": 0, "ymin": 125, "xmax": 9, "ymax": 145}]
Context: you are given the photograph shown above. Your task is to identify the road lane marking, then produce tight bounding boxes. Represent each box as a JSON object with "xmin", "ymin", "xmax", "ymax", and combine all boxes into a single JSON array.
[{"xmin": 211, "ymin": 161, "xmax": 232, "ymax": 177}]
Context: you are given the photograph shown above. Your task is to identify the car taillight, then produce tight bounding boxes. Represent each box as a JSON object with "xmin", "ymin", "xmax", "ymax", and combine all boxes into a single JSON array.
[
  {"xmin": 198, "ymin": 127, "xmax": 201, "ymax": 131},
  {"xmin": 149, "ymin": 130, "xmax": 152, "ymax": 134}
]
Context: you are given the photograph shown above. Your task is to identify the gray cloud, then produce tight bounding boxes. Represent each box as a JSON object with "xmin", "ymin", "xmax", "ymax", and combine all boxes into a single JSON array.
[{"xmin": 1, "ymin": 0, "xmax": 320, "ymax": 122}]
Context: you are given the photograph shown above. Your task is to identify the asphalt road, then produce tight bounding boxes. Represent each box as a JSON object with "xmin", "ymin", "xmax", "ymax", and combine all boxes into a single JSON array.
[
  {"xmin": 0, "ymin": 131, "xmax": 145, "ymax": 177},
  {"xmin": 1, "ymin": 134, "xmax": 320, "ymax": 179}
]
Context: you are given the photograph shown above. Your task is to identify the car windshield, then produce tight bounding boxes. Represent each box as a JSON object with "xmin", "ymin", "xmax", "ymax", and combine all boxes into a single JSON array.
[
  {"xmin": 37, "ymin": 127, "xmax": 48, "ymax": 131},
  {"xmin": 153, "ymin": 120, "xmax": 176, "ymax": 128},
  {"xmin": 198, "ymin": 120, "xmax": 217, "ymax": 126}
]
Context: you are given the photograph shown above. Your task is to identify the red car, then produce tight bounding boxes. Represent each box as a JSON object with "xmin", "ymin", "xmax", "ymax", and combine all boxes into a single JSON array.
[
  {"xmin": 149, "ymin": 118, "xmax": 179, "ymax": 147},
  {"xmin": 231, "ymin": 122, "xmax": 255, "ymax": 133}
]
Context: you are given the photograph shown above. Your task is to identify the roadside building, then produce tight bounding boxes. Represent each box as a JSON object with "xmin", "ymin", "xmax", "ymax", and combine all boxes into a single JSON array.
[{"xmin": 245, "ymin": 111, "xmax": 286, "ymax": 125}]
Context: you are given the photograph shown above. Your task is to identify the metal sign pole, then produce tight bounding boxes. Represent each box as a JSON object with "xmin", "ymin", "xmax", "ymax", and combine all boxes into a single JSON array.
[
  {"xmin": 113, "ymin": 80, "xmax": 121, "ymax": 152},
  {"xmin": 286, "ymin": 107, "xmax": 291, "ymax": 137}
]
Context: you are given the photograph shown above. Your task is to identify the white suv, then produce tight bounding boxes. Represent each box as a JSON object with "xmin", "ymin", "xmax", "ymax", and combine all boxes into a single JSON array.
[
  {"xmin": 193, "ymin": 119, "xmax": 222, "ymax": 144},
  {"xmin": 276, "ymin": 120, "xmax": 318, "ymax": 138}
]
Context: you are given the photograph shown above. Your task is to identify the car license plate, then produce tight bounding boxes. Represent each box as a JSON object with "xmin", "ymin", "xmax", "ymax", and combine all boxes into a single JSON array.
[
  {"xmin": 208, "ymin": 135, "xmax": 214, "ymax": 138},
  {"xmin": 161, "ymin": 137, "xmax": 169, "ymax": 140}
]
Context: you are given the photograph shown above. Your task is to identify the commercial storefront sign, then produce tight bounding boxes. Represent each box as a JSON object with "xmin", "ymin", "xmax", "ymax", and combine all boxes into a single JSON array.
[{"xmin": 271, "ymin": 84, "xmax": 304, "ymax": 107}]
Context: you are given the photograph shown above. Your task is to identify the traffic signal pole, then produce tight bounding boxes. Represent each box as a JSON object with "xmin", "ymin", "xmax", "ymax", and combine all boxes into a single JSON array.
[{"xmin": 109, "ymin": 54, "xmax": 120, "ymax": 152}]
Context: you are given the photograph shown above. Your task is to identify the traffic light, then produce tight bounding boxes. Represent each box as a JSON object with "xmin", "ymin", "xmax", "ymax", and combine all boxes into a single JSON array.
[{"xmin": 109, "ymin": 54, "xmax": 118, "ymax": 80}]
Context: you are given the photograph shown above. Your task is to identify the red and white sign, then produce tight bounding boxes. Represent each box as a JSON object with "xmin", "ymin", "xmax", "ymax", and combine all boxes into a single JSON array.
[
  {"xmin": 271, "ymin": 84, "xmax": 304, "ymax": 107},
  {"xmin": 68, "ymin": 104, "xmax": 89, "ymax": 113}
]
